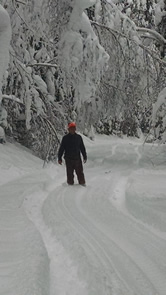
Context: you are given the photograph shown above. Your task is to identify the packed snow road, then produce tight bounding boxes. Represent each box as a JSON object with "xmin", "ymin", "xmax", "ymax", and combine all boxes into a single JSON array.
[{"xmin": 0, "ymin": 136, "xmax": 166, "ymax": 295}]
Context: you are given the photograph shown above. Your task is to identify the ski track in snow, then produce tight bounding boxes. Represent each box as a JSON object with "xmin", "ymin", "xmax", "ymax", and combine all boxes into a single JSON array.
[{"xmin": 0, "ymin": 138, "xmax": 166, "ymax": 295}]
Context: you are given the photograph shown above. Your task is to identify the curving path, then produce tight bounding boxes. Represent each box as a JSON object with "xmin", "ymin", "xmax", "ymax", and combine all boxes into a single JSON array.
[
  {"xmin": 42, "ymin": 139, "xmax": 166, "ymax": 295},
  {"xmin": 1, "ymin": 138, "xmax": 166, "ymax": 295}
]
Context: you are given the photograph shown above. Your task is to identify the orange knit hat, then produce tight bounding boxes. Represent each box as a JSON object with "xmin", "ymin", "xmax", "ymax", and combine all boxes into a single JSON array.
[{"xmin": 68, "ymin": 122, "xmax": 76, "ymax": 128}]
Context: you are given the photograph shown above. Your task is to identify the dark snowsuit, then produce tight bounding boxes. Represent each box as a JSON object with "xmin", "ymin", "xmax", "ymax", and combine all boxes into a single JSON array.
[{"xmin": 58, "ymin": 133, "xmax": 87, "ymax": 185}]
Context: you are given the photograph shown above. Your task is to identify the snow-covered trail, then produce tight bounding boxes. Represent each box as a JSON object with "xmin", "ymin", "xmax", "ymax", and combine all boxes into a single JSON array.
[
  {"xmin": 41, "ymin": 139, "xmax": 166, "ymax": 295},
  {"xmin": 0, "ymin": 136, "xmax": 166, "ymax": 295}
]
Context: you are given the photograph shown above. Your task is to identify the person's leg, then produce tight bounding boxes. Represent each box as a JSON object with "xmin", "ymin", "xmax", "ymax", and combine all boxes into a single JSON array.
[
  {"xmin": 75, "ymin": 159, "xmax": 85, "ymax": 185},
  {"xmin": 65, "ymin": 159, "xmax": 74, "ymax": 185}
]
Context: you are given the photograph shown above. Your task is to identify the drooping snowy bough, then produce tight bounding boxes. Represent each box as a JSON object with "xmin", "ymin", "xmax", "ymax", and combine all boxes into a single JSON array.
[
  {"xmin": 0, "ymin": 5, "xmax": 11, "ymax": 104},
  {"xmin": 55, "ymin": 0, "xmax": 109, "ymax": 110}
]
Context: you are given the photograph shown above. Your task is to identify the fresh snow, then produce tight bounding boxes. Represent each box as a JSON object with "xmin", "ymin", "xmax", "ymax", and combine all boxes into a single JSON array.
[{"xmin": 0, "ymin": 136, "xmax": 166, "ymax": 295}]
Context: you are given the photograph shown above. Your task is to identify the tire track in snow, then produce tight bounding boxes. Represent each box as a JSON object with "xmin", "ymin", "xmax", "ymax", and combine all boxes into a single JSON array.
[
  {"xmin": 44, "ymin": 187, "xmax": 128, "ymax": 295},
  {"xmin": 61, "ymin": 189, "xmax": 162, "ymax": 295},
  {"xmin": 44, "ymin": 182, "xmax": 163, "ymax": 295},
  {"xmin": 42, "ymin": 139, "xmax": 166, "ymax": 295},
  {"xmin": 43, "ymin": 172, "xmax": 166, "ymax": 295},
  {"xmin": 74, "ymin": 174, "xmax": 166, "ymax": 295},
  {"xmin": 24, "ymin": 182, "xmax": 87, "ymax": 295}
]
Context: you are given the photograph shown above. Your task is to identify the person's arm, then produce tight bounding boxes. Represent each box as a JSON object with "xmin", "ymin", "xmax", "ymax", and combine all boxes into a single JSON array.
[
  {"xmin": 58, "ymin": 137, "xmax": 65, "ymax": 164},
  {"xmin": 80, "ymin": 136, "xmax": 87, "ymax": 162}
]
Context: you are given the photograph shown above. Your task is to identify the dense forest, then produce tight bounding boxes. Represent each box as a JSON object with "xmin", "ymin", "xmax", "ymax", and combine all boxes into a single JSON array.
[{"xmin": 0, "ymin": 0, "xmax": 166, "ymax": 160}]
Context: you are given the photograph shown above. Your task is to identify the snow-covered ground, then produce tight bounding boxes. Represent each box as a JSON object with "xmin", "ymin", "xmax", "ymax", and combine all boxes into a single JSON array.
[{"xmin": 0, "ymin": 135, "xmax": 166, "ymax": 295}]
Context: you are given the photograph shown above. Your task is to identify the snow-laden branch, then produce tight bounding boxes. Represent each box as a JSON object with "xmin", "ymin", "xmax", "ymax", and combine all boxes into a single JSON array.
[
  {"xmin": 15, "ymin": 0, "xmax": 26, "ymax": 4},
  {"xmin": 136, "ymin": 27, "xmax": 166, "ymax": 44},
  {"xmin": 152, "ymin": 87, "xmax": 166, "ymax": 125},
  {"xmin": 91, "ymin": 21, "xmax": 166, "ymax": 66},
  {"xmin": 105, "ymin": 0, "xmax": 166, "ymax": 45},
  {"xmin": 91, "ymin": 20, "xmax": 123, "ymax": 37},
  {"xmin": 140, "ymin": 35, "xmax": 157, "ymax": 42},
  {"xmin": 0, "ymin": 5, "xmax": 11, "ymax": 104},
  {"xmin": 27, "ymin": 63, "xmax": 57, "ymax": 68},
  {"xmin": 42, "ymin": 117, "xmax": 61, "ymax": 144},
  {"xmin": 58, "ymin": 0, "xmax": 109, "ymax": 108},
  {"xmin": 12, "ymin": 1, "xmax": 34, "ymax": 33},
  {"xmin": 2, "ymin": 93, "xmax": 60, "ymax": 143},
  {"xmin": 2, "ymin": 94, "xmax": 23, "ymax": 104}
]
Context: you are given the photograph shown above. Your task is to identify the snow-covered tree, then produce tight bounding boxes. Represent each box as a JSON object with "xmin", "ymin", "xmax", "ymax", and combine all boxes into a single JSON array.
[
  {"xmin": 0, "ymin": 4, "xmax": 11, "ymax": 141},
  {"xmin": 49, "ymin": 0, "xmax": 109, "ymax": 130},
  {"xmin": 155, "ymin": 0, "xmax": 166, "ymax": 58},
  {"xmin": 1, "ymin": 0, "xmax": 63, "ymax": 160},
  {"xmin": 0, "ymin": 0, "xmax": 166, "ymax": 158},
  {"xmin": 0, "ymin": 4, "xmax": 11, "ymax": 101},
  {"xmin": 0, "ymin": 0, "xmax": 109, "ymax": 159},
  {"xmin": 90, "ymin": 0, "xmax": 166, "ymax": 137}
]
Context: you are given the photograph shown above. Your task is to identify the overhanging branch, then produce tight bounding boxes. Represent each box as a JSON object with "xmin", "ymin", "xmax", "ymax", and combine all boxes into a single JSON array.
[
  {"xmin": 91, "ymin": 21, "xmax": 166, "ymax": 66},
  {"xmin": 136, "ymin": 27, "xmax": 166, "ymax": 44}
]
